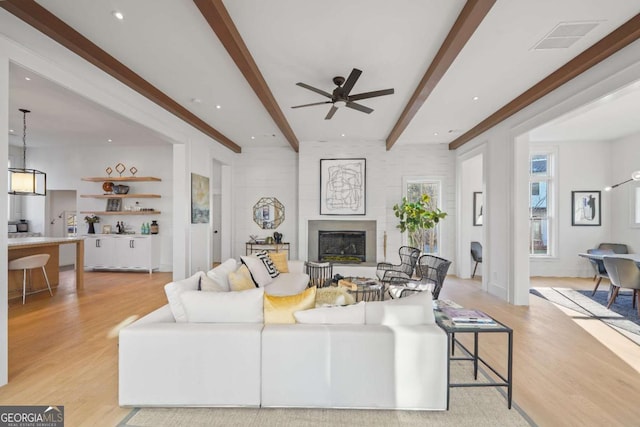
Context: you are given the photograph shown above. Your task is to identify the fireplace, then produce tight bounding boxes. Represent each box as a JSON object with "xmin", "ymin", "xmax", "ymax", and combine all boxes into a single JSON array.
[
  {"xmin": 308, "ymin": 220, "xmax": 376, "ymax": 265},
  {"xmin": 318, "ymin": 231, "xmax": 366, "ymax": 263}
]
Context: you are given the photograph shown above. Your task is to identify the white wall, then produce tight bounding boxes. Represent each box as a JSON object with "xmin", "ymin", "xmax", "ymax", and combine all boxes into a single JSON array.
[
  {"xmin": 233, "ymin": 146, "xmax": 298, "ymax": 259},
  {"xmin": 610, "ymin": 130, "xmax": 640, "ymax": 252},
  {"xmin": 529, "ymin": 140, "xmax": 612, "ymax": 277}
]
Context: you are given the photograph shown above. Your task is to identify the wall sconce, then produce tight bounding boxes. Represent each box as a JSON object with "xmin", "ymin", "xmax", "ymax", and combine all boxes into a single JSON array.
[{"xmin": 604, "ymin": 170, "xmax": 640, "ymax": 191}]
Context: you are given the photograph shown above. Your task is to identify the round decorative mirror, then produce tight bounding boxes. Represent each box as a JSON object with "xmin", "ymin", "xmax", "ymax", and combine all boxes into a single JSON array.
[{"xmin": 253, "ymin": 197, "xmax": 285, "ymax": 229}]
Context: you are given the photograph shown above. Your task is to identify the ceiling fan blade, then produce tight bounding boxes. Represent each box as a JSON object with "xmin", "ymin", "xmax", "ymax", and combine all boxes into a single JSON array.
[
  {"xmin": 291, "ymin": 101, "xmax": 332, "ymax": 109},
  {"xmin": 345, "ymin": 101, "xmax": 373, "ymax": 114},
  {"xmin": 296, "ymin": 82, "xmax": 332, "ymax": 98},
  {"xmin": 325, "ymin": 105, "xmax": 338, "ymax": 120},
  {"xmin": 348, "ymin": 88, "xmax": 394, "ymax": 101},
  {"xmin": 341, "ymin": 68, "xmax": 362, "ymax": 96}
]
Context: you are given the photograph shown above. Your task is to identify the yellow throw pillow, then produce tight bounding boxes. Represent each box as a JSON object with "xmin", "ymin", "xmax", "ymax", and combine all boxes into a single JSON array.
[
  {"xmin": 228, "ymin": 265, "xmax": 256, "ymax": 291},
  {"xmin": 264, "ymin": 287, "xmax": 316, "ymax": 324},
  {"xmin": 268, "ymin": 252, "xmax": 289, "ymax": 273}
]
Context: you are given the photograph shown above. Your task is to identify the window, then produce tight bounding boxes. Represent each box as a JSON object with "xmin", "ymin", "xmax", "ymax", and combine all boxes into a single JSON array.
[
  {"xmin": 529, "ymin": 152, "xmax": 555, "ymax": 256},
  {"xmin": 403, "ymin": 178, "xmax": 442, "ymax": 254}
]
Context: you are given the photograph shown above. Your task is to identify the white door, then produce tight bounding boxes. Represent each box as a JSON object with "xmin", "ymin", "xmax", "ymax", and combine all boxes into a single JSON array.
[{"xmin": 212, "ymin": 194, "xmax": 222, "ymax": 264}]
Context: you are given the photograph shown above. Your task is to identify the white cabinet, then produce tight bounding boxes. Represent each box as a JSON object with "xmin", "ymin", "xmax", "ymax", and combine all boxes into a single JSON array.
[{"xmin": 84, "ymin": 235, "xmax": 159, "ymax": 273}]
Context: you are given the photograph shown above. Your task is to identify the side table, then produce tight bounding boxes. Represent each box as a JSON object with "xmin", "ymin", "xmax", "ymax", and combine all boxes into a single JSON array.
[{"xmin": 435, "ymin": 306, "xmax": 513, "ymax": 410}]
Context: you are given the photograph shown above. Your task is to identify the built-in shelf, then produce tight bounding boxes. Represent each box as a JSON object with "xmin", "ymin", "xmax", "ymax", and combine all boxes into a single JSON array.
[
  {"xmin": 80, "ymin": 211, "xmax": 161, "ymax": 215},
  {"xmin": 81, "ymin": 176, "xmax": 161, "ymax": 182},
  {"xmin": 80, "ymin": 194, "xmax": 161, "ymax": 199}
]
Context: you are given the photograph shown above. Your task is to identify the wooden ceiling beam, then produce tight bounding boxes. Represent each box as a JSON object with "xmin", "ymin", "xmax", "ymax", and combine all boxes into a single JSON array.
[
  {"xmin": 194, "ymin": 0, "xmax": 300, "ymax": 152},
  {"xmin": 449, "ymin": 13, "xmax": 640, "ymax": 150},
  {"xmin": 0, "ymin": 0, "xmax": 242, "ymax": 153},
  {"xmin": 386, "ymin": 0, "xmax": 496, "ymax": 151}
]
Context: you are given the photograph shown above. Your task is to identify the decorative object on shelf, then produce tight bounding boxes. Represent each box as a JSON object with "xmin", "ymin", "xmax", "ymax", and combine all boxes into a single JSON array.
[
  {"xmin": 8, "ymin": 108, "xmax": 47, "ymax": 196},
  {"xmin": 571, "ymin": 190, "xmax": 601, "ymax": 226},
  {"xmin": 273, "ymin": 231, "xmax": 283, "ymax": 244},
  {"xmin": 84, "ymin": 214, "xmax": 100, "ymax": 234},
  {"xmin": 150, "ymin": 220, "xmax": 159, "ymax": 234},
  {"xmin": 320, "ymin": 158, "xmax": 365, "ymax": 215},
  {"xmin": 191, "ymin": 173, "xmax": 210, "ymax": 224},
  {"xmin": 393, "ymin": 193, "xmax": 447, "ymax": 253},
  {"xmin": 102, "ymin": 181, "xmax": 114, "ymax": 194},
  {"xmin": 253, "ymin": 197, "xmax": 285, "ymax": 229},
  {"xmin": 130, "ymin": 166, "xmax": 138, "ymax": 176},
  {"xmin": 102, "ymin": 225, "xmax": 112, "ymax": 234},
  {"xmin": 115, "ymin": 162, "xmax": 126, "ymax": 176},
  {"xmin": 604, "ymin": 170, "xmax": 640, "ymax": 191},
  {"xmin": 113, "ymin": 184, "xmax": 130, "ymax": 194},
  {"xmin": 473, "ymin": 192, "xmax": 483, "ymax": 226},
  {"xmin": 249, "ymin": 234, "xmax": 258, "ymax": 244},
  {"xmin": 265, "ymin": 236, "xmax": 274, "ymax": 244},
  {"xmin": 106, "ymin": 198, "xmax": 122, "ymax": 212},
  {"xmin": 105, "ymin": 166, "xmax": 113, "ymax": 177}
]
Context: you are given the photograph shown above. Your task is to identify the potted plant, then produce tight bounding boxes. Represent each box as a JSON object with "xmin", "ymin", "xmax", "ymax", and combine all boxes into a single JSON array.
[
  {"xmin": 393, "ymin": 193, "xmax": 447, "ymax": 253},
  {"xmin": 84, "ymin": 214, "xmax": 100, "ymax": 234}
]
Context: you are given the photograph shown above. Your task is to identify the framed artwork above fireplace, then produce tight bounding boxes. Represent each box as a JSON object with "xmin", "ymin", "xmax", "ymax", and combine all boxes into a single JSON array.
[{"xmin": 320, "ymin": 158, "xmax": 366, "ymax": 215}]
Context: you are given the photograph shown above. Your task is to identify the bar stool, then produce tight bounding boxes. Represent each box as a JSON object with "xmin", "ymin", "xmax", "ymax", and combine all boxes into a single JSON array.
[{"xmin": 8, "ymin": 254, "xmax": 53, "ymax": 304}]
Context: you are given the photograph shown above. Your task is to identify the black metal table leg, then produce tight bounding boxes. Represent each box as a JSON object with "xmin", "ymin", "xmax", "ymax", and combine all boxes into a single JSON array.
[{"xmin": 474, "ymin": 331, "xmax": 479, "ymax": 380}]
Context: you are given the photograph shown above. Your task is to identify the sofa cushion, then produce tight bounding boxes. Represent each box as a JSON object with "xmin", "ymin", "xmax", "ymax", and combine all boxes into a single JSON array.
[
  {"xmin": 200, "ymin": 273, "xmax": 224, "ymax": 292},
  {"xmin": 229, "ymin": 265, "xmax": 255, "ymax": 291},
  {"xmin": 365, "ymin": 291, "xmax": 435, "ymax": 325},
  {"xmin": 264, "ymin": 286, "xmax": 316, "ymax": 324},
  {"xmin": 294, "ymin": 302, "xmax": 365, "ymax": 324},
  {"xmin": 255, "ymin": 250, "xmax": 280, "ymax": 278},
  {"xmin": 179, "ymin": 288, "xmax": 264, "ymax": 323},
  {"xmin": 263, "ymin": 272, "xmax": 310, "ymax": 296},
  {"xmin": 268, "ymin": 252, "xmax": 289, "ymax": 273},
  {"xmin": 241, "ymin": 255, "xmax": 273, "ymax": 288},
  {"xmin": 206, "ymin": 259, "xmax": 237, "ymax": 292},
  {"xmin": 164, "ymin": 272, "xmax": 202, "ymax": 322}
]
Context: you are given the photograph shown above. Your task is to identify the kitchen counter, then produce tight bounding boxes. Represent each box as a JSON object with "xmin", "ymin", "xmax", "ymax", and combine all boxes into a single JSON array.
[{"xmin": 8, "ymin": 237, "xmax": 85, "ymax": 299}]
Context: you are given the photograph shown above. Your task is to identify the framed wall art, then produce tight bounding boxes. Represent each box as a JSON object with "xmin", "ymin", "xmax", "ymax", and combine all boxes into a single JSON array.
[
  {"xmin": 473, "ymin": 192, "xmax": 483, "ymax": 226},
  {"xmin": 106, "ymin": 198, "xmax": 122, "ymax": 212},
  {"xmin": 571, "ymin": 190, "xmax": 601, "ymax": 226},
  {"xmin": 191, "ymin": 173, "xmax": 210, "ymax": 224},
  {"xmin": 320, "ymin": 158, "xmax": 366, "ymax": 215}
]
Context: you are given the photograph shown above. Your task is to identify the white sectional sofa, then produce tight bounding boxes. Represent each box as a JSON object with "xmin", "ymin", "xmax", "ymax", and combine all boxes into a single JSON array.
[{"xmin": 119, "ymin": 258, "xmax": 448, "ymax": 410}]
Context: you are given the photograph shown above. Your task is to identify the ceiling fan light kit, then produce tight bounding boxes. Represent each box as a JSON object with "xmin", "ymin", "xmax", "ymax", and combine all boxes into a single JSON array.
[{"xmin": 292, "ymin": 68, "xmax": 394, "ymax": 120}]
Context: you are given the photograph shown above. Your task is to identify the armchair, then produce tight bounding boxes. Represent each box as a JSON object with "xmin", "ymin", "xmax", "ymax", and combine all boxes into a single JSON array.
[
  {"xmin": 388, "ymin": 254, "xmax": 451, "ymax": 299},
  {"xmin": 376, "ymin": 246, "xmax": 420, "ymax": 283}
]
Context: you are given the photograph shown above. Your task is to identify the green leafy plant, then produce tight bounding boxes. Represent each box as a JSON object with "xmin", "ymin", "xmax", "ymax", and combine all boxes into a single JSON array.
[
  {"xmin": 84, "ymin": 214, "xmax": 100, "ymax": 224},
  {"xmin": 393, "ymin": 193, "xmax": 447, "ymax": 252}
]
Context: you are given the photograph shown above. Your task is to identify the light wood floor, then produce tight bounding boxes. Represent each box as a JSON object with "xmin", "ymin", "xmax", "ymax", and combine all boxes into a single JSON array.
[{"xmin": 1, "ymin": 271, "xmax": 639, "ymax": 426}]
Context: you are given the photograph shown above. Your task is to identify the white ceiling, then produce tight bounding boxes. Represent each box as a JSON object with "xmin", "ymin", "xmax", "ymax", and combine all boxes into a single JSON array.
[{"xmin": 5, "ymin": 1, "xmax": 640, "ymax": 149}]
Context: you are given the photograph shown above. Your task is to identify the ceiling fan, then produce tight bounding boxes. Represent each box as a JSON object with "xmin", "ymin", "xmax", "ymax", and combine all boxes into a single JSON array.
[{"xmin": 292, "ymin": 68, "xmax": 394, "ymax": 120}]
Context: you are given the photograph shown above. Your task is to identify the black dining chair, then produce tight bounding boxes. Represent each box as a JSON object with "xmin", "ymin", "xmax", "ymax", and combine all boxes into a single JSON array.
[{"xmin": 470, "ymin": 242, "xmax": 482, "ymax": 278}]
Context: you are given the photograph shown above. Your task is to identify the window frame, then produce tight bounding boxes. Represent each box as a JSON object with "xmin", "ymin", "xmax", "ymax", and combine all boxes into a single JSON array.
[
  {"xmin": 528, "ymin": 147, "xmax": 558, "ymax": 258},
  {"xmin": 401, "ymin": 176, "xmax": 443, "ymax": 255}
]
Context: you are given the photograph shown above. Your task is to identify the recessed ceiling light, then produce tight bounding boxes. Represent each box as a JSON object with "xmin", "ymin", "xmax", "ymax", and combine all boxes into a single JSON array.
[
  {"xmin": 24, "ymin": 77, "xmax": 31, "ymax": 81},
  {"xmin": 191, "ymin": 98, "xmax": 202, "ymax": 104},
  {"xmin": 215, "ymin": 105, "xmax": 221, "ymax": 109},
  {"xmin": 472, "ymin": 96, "xmax": 479, "ymax": 101},
  {"xmin": 9, "ymin": 129, "xmax": 14, "ymax": 133},
  {"xmin": 112, "ymin": 11, "xmax": 124, "ymax": 20},
  {"xmin": 250, "ymin": 136, "xmax": 255, "ymax": 140},
  {"xmin": 107, "ymin": 139, "xmax": 113, "ymax": 143},
  {"xmin": 341, "ymin": 133, "xmax": 346, "ymax": 137},
  {"xmin": 434, "ymin": 132, "xmax": 439, "ymax": 136}
]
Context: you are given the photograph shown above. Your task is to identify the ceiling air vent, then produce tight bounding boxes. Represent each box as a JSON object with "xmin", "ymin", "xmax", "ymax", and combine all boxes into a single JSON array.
[{"xmin": 532, "ymin": 21, "xmax": 600, "ymax": 50}]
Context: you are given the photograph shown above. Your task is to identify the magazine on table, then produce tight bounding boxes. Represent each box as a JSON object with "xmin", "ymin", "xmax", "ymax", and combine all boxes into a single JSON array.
[{"xmin": 440, "ymin": 307, "xmax": 495, "ymax": 324}]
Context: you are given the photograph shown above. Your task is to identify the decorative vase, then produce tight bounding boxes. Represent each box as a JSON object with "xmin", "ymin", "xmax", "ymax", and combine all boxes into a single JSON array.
[{"xmin": 88, "ymin": 222, "xmax": 95, "ymax": 234}]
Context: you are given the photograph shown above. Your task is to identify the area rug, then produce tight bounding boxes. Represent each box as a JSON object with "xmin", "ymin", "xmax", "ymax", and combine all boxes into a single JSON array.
[
  {"xmin": 118, "ymin": 361, "xmax": 534, "ymax": 427},
  {"xmin": 530, "ymin": 287, "xmax": 640, "ymax": 345}
]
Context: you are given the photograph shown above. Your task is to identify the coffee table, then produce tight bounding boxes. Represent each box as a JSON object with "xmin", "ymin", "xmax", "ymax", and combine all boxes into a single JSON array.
[
  {"xmin": 341, "ymin": 277, "xmax": 385, "ymax": 302},
  {"xmin": 434, "ymin": 301, "xmax": 513, "ymax": 410}
]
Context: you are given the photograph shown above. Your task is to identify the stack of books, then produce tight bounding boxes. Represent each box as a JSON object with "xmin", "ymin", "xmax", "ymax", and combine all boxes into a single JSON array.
[{"xmin": 440, "ymin": 307, "xmax": 496, "ymax": 325}]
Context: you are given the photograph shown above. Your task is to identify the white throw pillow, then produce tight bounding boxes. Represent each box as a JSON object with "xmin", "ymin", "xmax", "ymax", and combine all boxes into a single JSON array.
[
  {"xmin": 240, "ymin": 255, "xmax": 273, "ymax": 287},
  {"xmin": 200, "ymin": 273, "xmax": 224, "ymax": 292},
  {"xmin": 365, "ymin": 291, "xmax": 435, "ymax": 325},
  {"xmin": 179, "ymin": 288, "xmax": 264, "ymax": 323},
  {"xmin": 294, "ymin": 302, "xmax": 366, "ymax": 324},
  {"xmin": 164, "ymin": 272, "xmax": 202, "ymax": 322},
  {"xmin": 206, "ymin": 259, "xmax": 237, "ymax": 291}
]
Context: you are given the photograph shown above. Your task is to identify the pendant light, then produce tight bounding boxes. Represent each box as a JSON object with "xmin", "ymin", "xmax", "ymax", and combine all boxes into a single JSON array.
[
  {"xmin": 8, "ymin": 108, "xmax": 46, "ymax": 196},
  {"xmin": 604, "ymin": 170, "xmax": 640, "ymax": 191}
]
